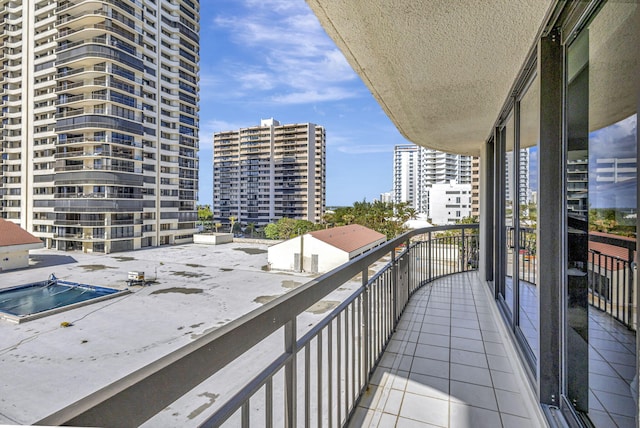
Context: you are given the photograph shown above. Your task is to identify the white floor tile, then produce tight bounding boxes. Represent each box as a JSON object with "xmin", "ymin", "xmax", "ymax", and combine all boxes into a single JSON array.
[{"xmin": 399, "ymin": 392, "xmax": 449, "ymax": 427}]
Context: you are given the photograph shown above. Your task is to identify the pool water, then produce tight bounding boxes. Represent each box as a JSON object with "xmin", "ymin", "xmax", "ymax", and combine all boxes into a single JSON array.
[{"xmin": 0, "ymin": 281, "xmax": 120, "ymax": 317}]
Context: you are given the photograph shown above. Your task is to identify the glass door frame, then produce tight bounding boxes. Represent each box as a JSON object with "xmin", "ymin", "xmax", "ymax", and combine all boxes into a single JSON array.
[{"xmin": 494, "ymin": 67, "xmax": 539, "ymax": 372}]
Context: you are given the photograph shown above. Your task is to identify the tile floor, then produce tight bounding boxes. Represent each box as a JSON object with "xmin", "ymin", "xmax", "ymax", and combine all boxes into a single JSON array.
[
  {"xmin": 507, "ymin": 277, "xmax": 637, "ymax": 427},
  {"xmin": 349, "ymin": 272, "xmax": 546, "ymax": 428},
  {"xmin": 587, "ymin": 306, "xmax": 637, "ymax": 427}
]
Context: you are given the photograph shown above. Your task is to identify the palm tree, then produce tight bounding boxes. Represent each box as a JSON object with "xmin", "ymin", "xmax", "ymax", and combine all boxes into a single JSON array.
[{"xmin": 245, "ymin": 223, "xmax": 256, "ymax": 238}]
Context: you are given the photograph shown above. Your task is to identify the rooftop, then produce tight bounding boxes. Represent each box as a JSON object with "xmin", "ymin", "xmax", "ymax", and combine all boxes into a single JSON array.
[
  {"xmin": 309, "ymin": 224, "xmax": 386, "ymax": 253},
  {"xmin": 0, "ymin": 243, "xmax": 367, "ymax": 425},
  {"xmin": 0, "ymin": 219, "xmax": 43, "ymax": 248}
]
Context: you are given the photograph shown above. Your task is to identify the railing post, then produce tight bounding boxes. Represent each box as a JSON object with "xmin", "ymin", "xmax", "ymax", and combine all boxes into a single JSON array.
[
  {"xmin": 284, "ymin": 319, "xmax": 297, "ymax": 428},
  {"xmin": 362, "ymin": 269, "xmax": 370, "ymax": 380},
  {"xmin": 461, "ymin": 227, "xmax": 466, "ymax": 272},
  {"xmin": 406, "ymin": 238, "xmax": 411, "ymax": 299},
  {"xmin": 392, "ymin": 247, "xmax": 398, "ymax": 323},
  {"xmin": 628, "ymin": 248, "xmax": 635, "ymax": 328},
  {"xmin": 427, "ymin": 231, "xmax": 432, "ymax": 282}
]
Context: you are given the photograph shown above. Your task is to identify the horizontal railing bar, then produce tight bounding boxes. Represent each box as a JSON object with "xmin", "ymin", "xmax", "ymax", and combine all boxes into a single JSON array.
[{"xmin": 37, "ymin": 224, "xmax": 478, "ymax": 427}]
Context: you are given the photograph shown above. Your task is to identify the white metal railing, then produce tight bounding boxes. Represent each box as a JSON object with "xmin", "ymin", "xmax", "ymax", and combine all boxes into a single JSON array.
[{"xmin": 37, "ymin": 224, "xmax": 479, "ymax": 427}]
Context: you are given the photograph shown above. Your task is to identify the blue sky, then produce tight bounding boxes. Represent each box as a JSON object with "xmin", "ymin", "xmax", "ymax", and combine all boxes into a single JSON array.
[
  {"xmin": 197, "ymin": 0, "xmax": 410, "ymax": 207},
  {"xmin": 589, "ymin": 114, "xmax": 637, "ymax": 209}
]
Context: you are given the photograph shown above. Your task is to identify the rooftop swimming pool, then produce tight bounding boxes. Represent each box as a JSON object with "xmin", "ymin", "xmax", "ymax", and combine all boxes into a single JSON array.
[{"xmin": 0, "ymin": 277, "xmax": 128, "ymax": 323}]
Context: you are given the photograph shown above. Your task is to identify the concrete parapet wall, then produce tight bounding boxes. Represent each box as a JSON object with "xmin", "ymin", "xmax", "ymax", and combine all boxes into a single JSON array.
[
  {"xmin": 233, "ymin": 238, "xmax": 283, "ymax": 246},
  {"xmin": 193, "ymin": 233, "xmax": 233, "ymax": 245}
]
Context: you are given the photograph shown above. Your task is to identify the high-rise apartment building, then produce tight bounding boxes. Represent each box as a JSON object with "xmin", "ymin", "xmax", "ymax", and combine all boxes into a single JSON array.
[
  {"xmin": 0, "ymin": 0, "xmax": 200, "ymax": 253},
  {"xmin": 393, "ymin": 145, "xmax": 472, "ymax": 214},
  {"xmin": 392, "ymin": 145, "xmax": 419, "ymax": 208},
  {"xmin": 505, "ymin": 148, "xmax": 530, "ymax": 207},
  {"xmin": 213, "ymin": 119, "xmax": 325, "ymax": 226},
  {"xmin": 378, "ymin": 191, "xmax": 393, "ymax": 203},
  {"xmin": 471, "ymin": 156, "xmax": 480, "ymax": 218}
]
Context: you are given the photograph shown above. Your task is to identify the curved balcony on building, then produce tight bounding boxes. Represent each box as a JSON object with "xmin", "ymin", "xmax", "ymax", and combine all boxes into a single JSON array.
[
  {"xmin": 36, "ymin": 197, "xmax": 147, "ymax": 213},
  {"xmin": 58, "ymin": 22, "xmax": 137, "ymax": 46},
  {"xmin": 56, "ymin": 42, "xmax": 144, "ymax": 71},
  {"xmin": 56, "ymin": 114, "xmax": 144, "ymax": 135},
  {"xmin": 54, "ymin": 147, "xmax": 136, "ymax": 162},
  {"xmin": 51, "ymin": 170, "xmax": 143, "ymax": 187},
  {"xmin": 56, "ymin": 0, "xmax": 143, "ymax": 19},
  {"xmin": 55, "ymin": 134, "xmax": 142, "ymax": 149}
]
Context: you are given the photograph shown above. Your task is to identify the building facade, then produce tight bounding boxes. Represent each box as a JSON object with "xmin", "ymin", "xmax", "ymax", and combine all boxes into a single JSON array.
[
  {"xmin": 378, "ymin": 191, "xmax": 393, "ymax": 203},
  {"xmin": 0, "ymin": 0, "xmax": 200, "ymax": 253},
  {"xmin": 470, "ymin": 156, "xmax": 480, "ymax": 218},
  {"xmin": 392, "ymin": 144, "xmax": 418, "ymax": 208},
  {"xmin": 427, "ymin": 181, "xmax": 472, "ymax": 225},
  {"xmin": 393, "ymin": 144, "xmax": 472, "ymax": 215},
  {"xmin": 213, "ymin": 119, "xmax": 325, "ymax": 226}
]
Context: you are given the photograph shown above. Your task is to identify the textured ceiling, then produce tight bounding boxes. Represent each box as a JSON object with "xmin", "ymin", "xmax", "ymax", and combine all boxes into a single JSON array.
[{"xmin": 306, "ymin": 0, "xmax": 554, "ymax": 156}]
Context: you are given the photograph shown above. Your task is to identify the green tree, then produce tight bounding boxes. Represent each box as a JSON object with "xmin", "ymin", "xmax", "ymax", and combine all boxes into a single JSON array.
[
  {"xmin": 328, "ymin": 200, "xmax": 416, "ymax": 239},
  {"xmin": 263, "ymin": 218, "xmax": 320, "ymax": 239},
  {"xmin": 197, "ymin": 205, "xmax": 213, "ymax": 222},
  {"xmin": 322, "ymin": 212, "xmax": 336, "ymax": 227},
  {"xmin": 264, "ymin": 223, "xmax": 279, "ymax": 239},
  {"xmin": 245, "ymin": 223, "xmax": 256, "ymax": 238},
  {"xmin": 275, "ymin": 218, "xmax": 297, "ymax": 239}
]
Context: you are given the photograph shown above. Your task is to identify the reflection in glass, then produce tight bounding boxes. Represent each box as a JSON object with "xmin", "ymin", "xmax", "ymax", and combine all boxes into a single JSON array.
[
  {"xmin": 518, "ymin": 75, "xmax": 539, "ymax": 360},
  {"xmin": 503, "ymin": 114, "xmax": 515, "ymax": 316},
  {"xmin": 565, "ymin": 2, "xmax": 638, "ymax": 425}
]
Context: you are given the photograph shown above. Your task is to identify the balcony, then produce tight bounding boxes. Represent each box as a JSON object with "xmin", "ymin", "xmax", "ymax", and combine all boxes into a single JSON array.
[{"xmin": 28, "ymin": 219, "xmax": 636, "ymax": 427}]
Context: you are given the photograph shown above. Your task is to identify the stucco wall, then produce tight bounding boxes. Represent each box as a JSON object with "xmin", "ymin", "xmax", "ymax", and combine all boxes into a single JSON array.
[
  {"xmin": 268, "ymin": 237, "xmax": 302, "ymax": 271},
  {"xmin": 0, "ymin": 250, "xmax": 29, "ymax": 271},
  {"xmin": 304, "ymin": 236, "xmax": 349, "ymax": 273},
  {"xmin": 193, "ymin": 233, "xmax": 233, "ymax": 245},
  {"xmin": 267, "ymin": 235, "xmax": 349, "ymax": 273}
]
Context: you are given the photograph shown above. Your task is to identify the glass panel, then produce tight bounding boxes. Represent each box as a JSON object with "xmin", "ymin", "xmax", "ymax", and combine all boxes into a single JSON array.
[
  {"xmin": 503, "ymin": 114, "xmax": 515, "ymax": 315},
  {"xmin": 518, "ymin": 75, "xmax": 539, "ymax": 360},
  {"xmin": 565, "ymin": 3, "xmax": 638, "ymax": 425}
]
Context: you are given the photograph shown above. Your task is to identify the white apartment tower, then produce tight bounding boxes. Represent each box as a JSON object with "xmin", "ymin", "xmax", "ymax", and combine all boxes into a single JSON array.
[
  {"xmin": 505, "ymin": 148, "xmax": 530, "ymax": 207},
  {"xmin": 393, "ymin": 145, "xmax": 472, "ymax": 213},
  {"xmin": 0, "ymin": 0, "xmax": 200, "ymax": 253},
  {"xmin": 213, "ymin": 119, "xmax": 326, "ymax": 226},
  {"xmin": 393, "ymin": 145, "xmax": 419, "ymax": 208}
]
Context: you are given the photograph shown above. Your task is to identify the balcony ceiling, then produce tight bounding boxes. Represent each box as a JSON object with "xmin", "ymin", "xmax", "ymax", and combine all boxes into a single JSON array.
[{"xmin": 306, "ymin": 0, "xmax": 554, "ymax": 156}]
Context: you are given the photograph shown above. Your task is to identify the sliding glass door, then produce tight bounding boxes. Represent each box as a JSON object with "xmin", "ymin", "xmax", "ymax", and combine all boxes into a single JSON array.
[
  {"xmin": 564, "ymin": 2, "xmax": 638, "ymax": 425},
  {"xmin": 497, "ymin": 72, "xmax": 540, "ymax": 364}
]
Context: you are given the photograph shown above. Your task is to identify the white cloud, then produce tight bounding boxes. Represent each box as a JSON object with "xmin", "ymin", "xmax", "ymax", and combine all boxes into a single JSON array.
[
  {"xmin": 200, "ymin": 119, "xmax": 247, "ymax": 141},
  {"xmin": 243, "ymin": 0, "xmax": 307, "ymax": 13},
  {"xmin": 271, "ymin": 87, "xmax": 356, "ymax": 105},
  {"xmin": 237, "ymin": 70, "xmax": 276, "ymax": 90},
  {"xmin": 211, "ymin": 1, "xmax": 360, "ymax": 105},
  {"xmin": 590, "ymin": 114, "xmax": 637, "ymax": 159}
]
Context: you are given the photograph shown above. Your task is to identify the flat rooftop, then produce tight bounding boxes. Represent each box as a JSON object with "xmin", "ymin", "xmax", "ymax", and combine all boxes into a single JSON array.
[{"xmin": 0, "ymin": 243, "xmax": 370, "ymax": 425}]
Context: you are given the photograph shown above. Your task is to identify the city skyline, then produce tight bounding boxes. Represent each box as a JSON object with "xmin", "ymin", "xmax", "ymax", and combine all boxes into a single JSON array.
[{"xmin": 198, "ymin": 0, "xmax": 410, "ymax": 207}]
